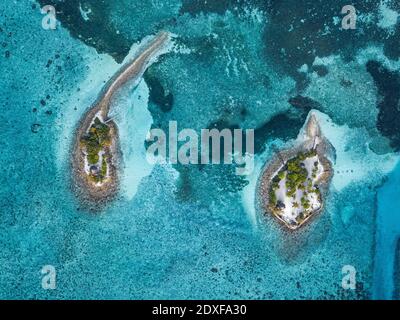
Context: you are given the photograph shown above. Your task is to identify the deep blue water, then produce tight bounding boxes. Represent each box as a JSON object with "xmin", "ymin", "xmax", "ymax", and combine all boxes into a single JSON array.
[{"xmin": 1, "ymin": 0, "xmax": 400, "ymax": 299}]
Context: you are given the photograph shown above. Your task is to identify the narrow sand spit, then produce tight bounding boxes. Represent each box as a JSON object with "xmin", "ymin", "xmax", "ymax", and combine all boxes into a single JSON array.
[{"xmin": 71, "ymin": 31, "xmax": 171, "ymax": 207}]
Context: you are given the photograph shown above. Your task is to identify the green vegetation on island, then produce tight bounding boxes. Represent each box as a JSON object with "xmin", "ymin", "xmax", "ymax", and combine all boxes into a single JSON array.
[
  {"xmin": 80, "ymin": 117, "xmax": 111, "ymax": 183},
  {"xmin": 269, "ymin": 149, "xmax": 319, "ymax": 208},
  {"xmin": 260, "ymin": 113, "xmax": 333, "ymax": 230}
]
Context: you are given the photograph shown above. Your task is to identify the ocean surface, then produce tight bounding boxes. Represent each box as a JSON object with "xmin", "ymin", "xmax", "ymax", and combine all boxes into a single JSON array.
[{"xmin": 1, "ymin": 0, "xmax": 400, "ymax": 299}]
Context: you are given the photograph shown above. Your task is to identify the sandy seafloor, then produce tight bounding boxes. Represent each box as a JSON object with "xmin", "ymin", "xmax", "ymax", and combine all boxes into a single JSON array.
[{"xmin": 1, "ymin": 0, "xmax": 400, "ymax": 299}]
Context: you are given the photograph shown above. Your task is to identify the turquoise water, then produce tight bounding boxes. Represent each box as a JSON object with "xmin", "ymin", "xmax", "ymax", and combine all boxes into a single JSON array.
[
  {"xmin": 1, "ymin": 0, "xmax": 400, "ymax": 299},
  {"xmin": 374, "ymin": 161, "xmax": 400, "ymax": 299}
]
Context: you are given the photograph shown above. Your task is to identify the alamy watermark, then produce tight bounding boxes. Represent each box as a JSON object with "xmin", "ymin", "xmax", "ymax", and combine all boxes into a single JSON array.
[
  {"xmin": 39, "ymin": 4, "xmax": 358, "ymax": 31},
  {"xmin": 145, "ymin": 121, "xmax": 255, "ymax": 176},
  {"xmin": 341, "ymin": 265, "xmax": 356, "ymax": 290},
  {"xmin": 41, "ymin": 265, "xmax": 56, "ymax": 290},
  {"xmin": 341, "ymin": 5, "xmax": 357, "ymax": 30},
  {"xmin": 41, "ymin": 5, "xmax": 57, "ymax": 30}
]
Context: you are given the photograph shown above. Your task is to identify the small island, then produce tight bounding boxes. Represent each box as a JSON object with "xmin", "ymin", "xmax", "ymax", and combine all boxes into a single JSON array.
[
  {"xmin": 80, "ymin": 116, "xmax": 112, "ymax": 184},
  {"xmin": 71, "ymin": 31, "xmax": 171, "ymax": 205},
  {"xmin": 258, "ymin": 112, "xmax": 333, "ymax": 230}
]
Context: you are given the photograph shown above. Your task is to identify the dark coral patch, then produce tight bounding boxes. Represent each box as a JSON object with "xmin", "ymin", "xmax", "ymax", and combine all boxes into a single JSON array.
[
  {"xmin": 144, "ymin": 71, "xmax": 174, "ymax": 112},
  {"xmin": 262, "ymin": 0, "xmax": 381, "ymax": 76},
  {"xmin": 37, "ymin": 0, "xmax": 131, "ymax": 62},
  {"xmin": 366, "ymin": 60, "xmax": 400, "ymax": 151}
]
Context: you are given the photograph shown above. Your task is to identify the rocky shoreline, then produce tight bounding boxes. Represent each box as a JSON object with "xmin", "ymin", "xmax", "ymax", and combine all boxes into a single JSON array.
[
  {"xmin": 71, "ymin": 104, "xmax": 120, "ymax": 206},
  {"xmin": 257, "ymin": 112, "xmax": 334, "ymax": 230}
]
